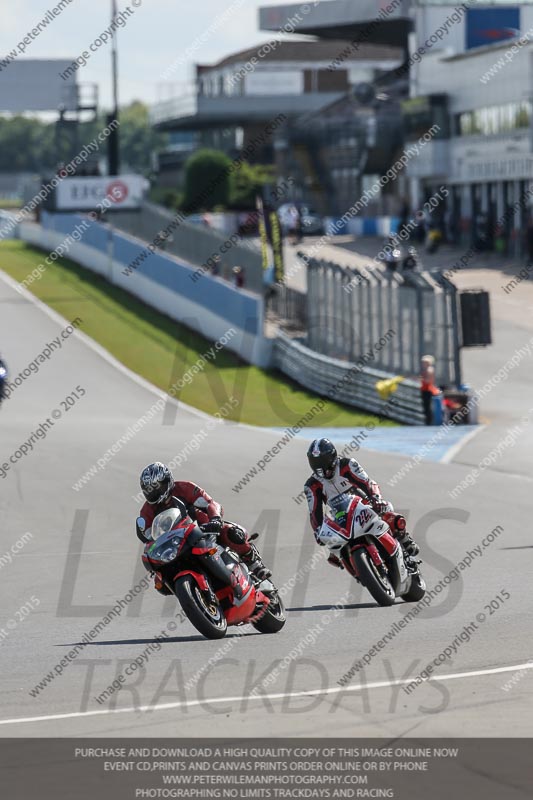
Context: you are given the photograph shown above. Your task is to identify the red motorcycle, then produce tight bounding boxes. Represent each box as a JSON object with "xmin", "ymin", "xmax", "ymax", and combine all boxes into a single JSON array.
[
  {"xmin": 137, "ymin": 502, "xmax": 286, "ymax": 640},
  {"xmin": 317, "ymin": 492, "xmax": 426, "ymax": 606}
]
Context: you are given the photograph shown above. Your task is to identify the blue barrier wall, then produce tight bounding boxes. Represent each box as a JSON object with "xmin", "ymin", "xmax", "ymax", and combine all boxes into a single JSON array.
[
  {"xmin": 41, "ymin": 212, "xmax": 260, "ymax": 336},
  {"xmin": 44, "ymin": 211, "xmax": 109, "ymax": 251},
  {"xmin": 34, "ymin": 212, "xmax": 269, "ymax": 365}
]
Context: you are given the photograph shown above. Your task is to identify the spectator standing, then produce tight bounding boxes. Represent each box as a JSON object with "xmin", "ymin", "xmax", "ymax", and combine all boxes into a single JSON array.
[
  {"xmin": 233, "ymin": 265, "xmax": 245, "ymax": 289},
  {"xmin": 420, "ymin": 354, "xmax": 437, "ymax": 425}
]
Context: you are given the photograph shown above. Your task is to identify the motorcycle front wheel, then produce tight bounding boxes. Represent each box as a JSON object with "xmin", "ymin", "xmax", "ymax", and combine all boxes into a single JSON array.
[
  {"xmin": 401, "ymin": 571, "xmax": 426, "ymax": 603},
  {"xmin": 353, "ymin": 548, "xmax": 396, "ymax": 606},
  {"xmin": 174, "ymin": 575, "xmax": 227, "ymax": 639}
]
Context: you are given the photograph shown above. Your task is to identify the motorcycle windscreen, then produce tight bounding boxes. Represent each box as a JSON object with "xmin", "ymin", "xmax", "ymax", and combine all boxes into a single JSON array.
[
  {"xmin": 328, "ymin": 492, "xmax": 353, "ymax": 529},
  {"xmin": 151, "ymin": 507, "xmax": 187, "ymax": 540}
]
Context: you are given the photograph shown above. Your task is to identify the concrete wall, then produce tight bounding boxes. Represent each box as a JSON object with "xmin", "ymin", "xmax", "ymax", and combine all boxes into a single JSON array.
[
  {"xmin": 20, "ymin": 213, "xmax": 272, "ymax": 368},
  {"xmin": 112, "ymin": 202, "xmax": 265, "ymax": 295},
  {"xmin": 416, "ymin": 29, "xmax": 533, "ymax": 112}
]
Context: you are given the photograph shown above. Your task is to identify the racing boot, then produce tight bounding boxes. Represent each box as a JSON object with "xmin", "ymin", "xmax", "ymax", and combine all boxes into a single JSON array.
[
  {"xmin": 223, "ymin": 524, "xmax": 272, "ymax": 580},
  {"xmin": 242, "ymin": 543, "xmax": 272, "ymax": 581},
  {"xmin": 397, "ymin": 531, "xmax": 419, "ymax": 557}
]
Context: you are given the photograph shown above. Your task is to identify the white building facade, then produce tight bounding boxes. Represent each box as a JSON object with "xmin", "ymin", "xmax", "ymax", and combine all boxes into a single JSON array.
[{"xmin": 406, "ymin": 2, "xmax": 533, "ymax": 254}]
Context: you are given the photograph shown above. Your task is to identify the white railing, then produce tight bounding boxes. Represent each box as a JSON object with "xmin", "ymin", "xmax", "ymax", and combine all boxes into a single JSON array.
[{"xmin": 150, "ymin": 92, "xmax": 198, "ymax": 124}]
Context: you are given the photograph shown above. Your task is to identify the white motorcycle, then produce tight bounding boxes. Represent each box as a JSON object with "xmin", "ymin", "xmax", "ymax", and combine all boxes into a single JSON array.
[{"xmin": 316, "ymin": 493, "xmax": 426, "ymax": 606}]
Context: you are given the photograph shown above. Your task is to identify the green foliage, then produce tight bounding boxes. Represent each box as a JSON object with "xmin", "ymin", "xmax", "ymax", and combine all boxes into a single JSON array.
[
  {"xmin": 180, "ymin": 149, "xmax": 275, "ymax": 211},
  {"xmin": 229, "ymin": 161, "xmax": 275, "ymax": 210},
  {"xmin": 183, "ymin": 149, "xmax": 232, "ymax": 211},
  {"xmin": 0, "ymin": 116, "xmax": 56, "ymax": 172},
  {"xmin": 149, "ymin": 186, "xmax": 182, "ymax": 210},
  {"xmin": 0, "ymin": 101, "xmax": 167, "ymax": 175},
  {"xmin": 116, "ymin": 101, "xmax": 168, "ymax": 173}
]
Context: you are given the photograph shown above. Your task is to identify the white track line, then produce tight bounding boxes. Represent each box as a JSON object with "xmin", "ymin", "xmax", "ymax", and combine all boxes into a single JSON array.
[
  {"xmin": 2, "ymin": 662, "xmax": 532, "ymax": 727},
  {"xmin": 440, "ymin": 425, "xmax": 486, "ymax": 464},
  {"xmin": 0, "ymin": 269, "xmax": 281, "ymax": 439}
]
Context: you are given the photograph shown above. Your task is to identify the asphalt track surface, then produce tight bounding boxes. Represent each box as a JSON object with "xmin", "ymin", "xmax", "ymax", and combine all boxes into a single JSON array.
[{"xmin": 0, "ymin": 268, "xmax": 531, "ymax": 738}]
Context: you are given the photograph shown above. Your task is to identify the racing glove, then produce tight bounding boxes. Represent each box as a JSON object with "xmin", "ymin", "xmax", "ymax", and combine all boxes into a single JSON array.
[
  {"xmin": 201, "ymin": 516, "xmax": 222, "ymax": 533},
  {"xmin": 368, "ymin": 481, "xmax": 391, "ymax": 515},
  {"xmin": 371, "ymin": 496, "xmax": 389, "ymax": 515}
]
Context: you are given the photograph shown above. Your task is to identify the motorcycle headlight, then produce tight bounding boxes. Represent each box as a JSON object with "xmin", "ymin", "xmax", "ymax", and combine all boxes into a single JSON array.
[{"xmin": 159, "ymin": 545, "xmax": 178, "ymax": 563}]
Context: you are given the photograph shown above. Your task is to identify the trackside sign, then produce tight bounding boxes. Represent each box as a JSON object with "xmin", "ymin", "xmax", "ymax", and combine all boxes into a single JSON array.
[{"xmin": 55, "ymin": 175, "xmax": 148, "ymax": 211}]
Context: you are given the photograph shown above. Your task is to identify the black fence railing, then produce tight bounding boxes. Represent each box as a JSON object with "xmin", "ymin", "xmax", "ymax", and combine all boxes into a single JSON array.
[{"xmin": 268, "ymin": 284, "xmax": 307, "ymax": 330}]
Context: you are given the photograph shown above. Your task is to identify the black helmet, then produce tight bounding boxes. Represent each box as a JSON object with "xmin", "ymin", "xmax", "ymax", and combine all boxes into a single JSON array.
[
  {"xmin": 140, "ymin": 462, "xmax": 174, "ymax": 505},
  {"xmin": 307, "ymin": 438, "xmax": 338, "ymax": 479}
]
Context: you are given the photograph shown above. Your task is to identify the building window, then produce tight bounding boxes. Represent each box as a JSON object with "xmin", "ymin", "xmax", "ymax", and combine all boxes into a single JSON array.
[
  {"xmin": 456, "ymin": 100, "xmax": 531, "ymax": 137},
  {"xmin": 224, "ymin": 74, "xmax": 233, "ymax": 96}
]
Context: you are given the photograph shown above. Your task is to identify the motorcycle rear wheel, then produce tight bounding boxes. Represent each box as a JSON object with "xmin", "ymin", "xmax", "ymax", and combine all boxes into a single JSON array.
[
  {"xmin": 174, "ymin": 575, "xmax": 227, "ymax": 639},
  {"xmin": 353, "ymin": 548, "xmax": 396, "ymax": 606}
]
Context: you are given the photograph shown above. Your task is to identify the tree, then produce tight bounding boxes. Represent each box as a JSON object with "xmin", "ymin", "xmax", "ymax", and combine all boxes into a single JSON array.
[
  {"xmin": 229, "ymin": 161, "xmax": 276, "ymax": 209},
  {"xmin": 116, "ymin": 101, "xmax": 167, "ymax": 174},
  {"xmin": 0, "ymin": 116, "xmax": 55, "ymax": 172},
  {"xmin": 0, "ymin": 100, "xmax": 166, "ymax": 176},
  {"xmin": 183, "ymin": 149, "xmax": 232, "ymax": 212}
]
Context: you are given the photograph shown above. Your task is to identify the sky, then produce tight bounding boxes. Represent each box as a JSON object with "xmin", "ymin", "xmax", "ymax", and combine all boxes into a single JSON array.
[{"xmin": 0, "ymin": 0, "xmax": 310, "ymax": 111}]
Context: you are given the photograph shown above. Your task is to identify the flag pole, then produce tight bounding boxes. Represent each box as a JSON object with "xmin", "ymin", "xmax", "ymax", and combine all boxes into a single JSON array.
[{"xmin": 108, "ymin": 0, "xmax": 120, "ymax": 175}]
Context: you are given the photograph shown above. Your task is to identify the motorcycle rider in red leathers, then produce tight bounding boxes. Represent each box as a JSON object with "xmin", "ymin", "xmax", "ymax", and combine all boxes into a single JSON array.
[
  {"xmin": 304, "ymin": 439, "xmax": 419, "ymax": 570},
  {"xmin": 138, "ymin": 462, "xmax": 271, "ymax": 596}
]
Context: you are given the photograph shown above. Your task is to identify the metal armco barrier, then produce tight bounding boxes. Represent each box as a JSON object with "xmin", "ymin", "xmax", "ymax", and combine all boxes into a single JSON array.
[
  {"xmin": 274, "ymin": 333, "xmax": 425, "ymax": 425},
  {"xmin": 303, "ymin": 255, "xmax": 462, "ymax": 388}
]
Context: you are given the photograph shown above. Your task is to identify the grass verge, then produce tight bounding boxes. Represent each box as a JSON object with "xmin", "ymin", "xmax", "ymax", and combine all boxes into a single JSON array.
[{"xmin": 0, "ymin": 240, "xmax": 397, "ymax": 428}]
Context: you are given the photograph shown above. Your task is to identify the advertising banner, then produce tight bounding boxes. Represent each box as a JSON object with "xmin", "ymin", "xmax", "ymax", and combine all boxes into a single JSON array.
[
  {"xmin": 466, "ymin": 7, "xmax": 520, "ymax": 49},
  {"xmin": 55, "ymin": 175, "xmax": 147, "ymax": 211}
]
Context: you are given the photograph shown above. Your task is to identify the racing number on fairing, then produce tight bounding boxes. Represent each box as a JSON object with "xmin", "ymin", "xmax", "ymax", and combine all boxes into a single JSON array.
[{"xmin": 356, "ymin": 508, "xmax": 372, "ymax": 527}]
